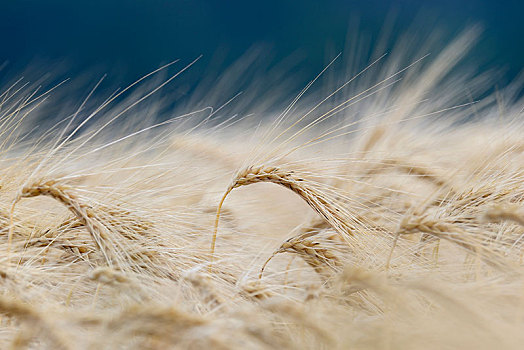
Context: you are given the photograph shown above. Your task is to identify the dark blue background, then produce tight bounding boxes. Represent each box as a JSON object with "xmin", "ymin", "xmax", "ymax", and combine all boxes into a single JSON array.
[{"xmin": 1, "ymin": 0, "xmax": 522, "ymax": 90}]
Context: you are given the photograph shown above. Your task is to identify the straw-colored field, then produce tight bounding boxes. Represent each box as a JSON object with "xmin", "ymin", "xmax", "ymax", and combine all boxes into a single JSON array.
[{"xmin": 0, "ymin": 28, "xmax": 523, "ymax": 349}]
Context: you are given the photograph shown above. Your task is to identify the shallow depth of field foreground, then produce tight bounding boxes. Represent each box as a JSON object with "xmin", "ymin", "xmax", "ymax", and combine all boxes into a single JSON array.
[{"xmin": 0, "ymin": 30, "xmax": 523, "ymax": 349}]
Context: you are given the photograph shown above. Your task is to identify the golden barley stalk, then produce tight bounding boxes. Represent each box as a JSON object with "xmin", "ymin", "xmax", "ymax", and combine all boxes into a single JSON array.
[
  {"xmin": 366, "ymin": 158, "xmax": 450, "ymax": 188},
  {"xmin": 8, "ymin": 180, "xmax": 114, "ymax": 267},
  {"xmin": 399, "ymin": 215, "xmax": 510, "ymax": 269},
  {"xmin": 259, "ymin": 231, "xmax": 340, "ymax": 279},
  {"xmin": 211, "ymin": 165, "xmax": 354, "ymax": 259}
]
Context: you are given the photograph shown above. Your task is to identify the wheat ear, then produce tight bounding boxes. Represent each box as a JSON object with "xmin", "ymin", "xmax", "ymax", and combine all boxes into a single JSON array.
[
  {"xmin": 8, "ymin": 180, "xmax": 114, "ymax": 267},
  {"xmin": 211, "ymin": 165, "xmax": 354, "ymax": 259}
]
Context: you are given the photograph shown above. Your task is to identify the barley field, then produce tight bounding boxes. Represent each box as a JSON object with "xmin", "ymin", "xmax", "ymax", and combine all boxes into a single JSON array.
[{"xmin": 0, "ymin": 28, "xmax": 523, "ymax": 349}]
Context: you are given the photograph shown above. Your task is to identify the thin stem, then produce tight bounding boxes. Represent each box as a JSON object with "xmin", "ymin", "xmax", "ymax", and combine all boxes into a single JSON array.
[{"xmin": 211, "ymin": 187, "xmax": 233, "ymax": 260}]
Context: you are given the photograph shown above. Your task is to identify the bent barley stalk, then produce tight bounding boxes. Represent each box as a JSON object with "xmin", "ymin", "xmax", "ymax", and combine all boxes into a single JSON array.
[
  {"xmin": 8, "ymin": 180, "xmax": 115, "ymax": 267},
  {"xmin": 211, "ymin": 165, "xmax": 354, "ymax": 259},
  {"xmin": 259, "ymin": 231, "xmax": 341, "ymax": 280},
  {"xmin": 399, "ymin": 215, "xmax": 511, "ymax": 270},
  {"xmin": 366, "ymin": 158, "xmax": 451, "ymax": 188}
]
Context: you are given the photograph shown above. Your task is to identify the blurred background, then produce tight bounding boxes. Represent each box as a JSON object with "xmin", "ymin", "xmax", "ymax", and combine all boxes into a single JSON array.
[{"xmin": 0, "ymin": 0, "xmax": 522, "ymax": 101}]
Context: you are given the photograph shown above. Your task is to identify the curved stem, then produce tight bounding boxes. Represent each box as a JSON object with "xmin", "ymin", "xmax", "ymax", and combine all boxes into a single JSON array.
[
  {"xmin": 259, "ymin": 251, "xmax": 278, "ymax": 280},
  {"xmin": 210, "ymin": 187, "xmax": 232, "ymax": 261},
  {"xmin": 7, "ymin": 199, "xmax": 19, "ymax": 267},
  {"xmin": 385, "ymin": 231, "xmax": 400, "ymax": 271}
]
